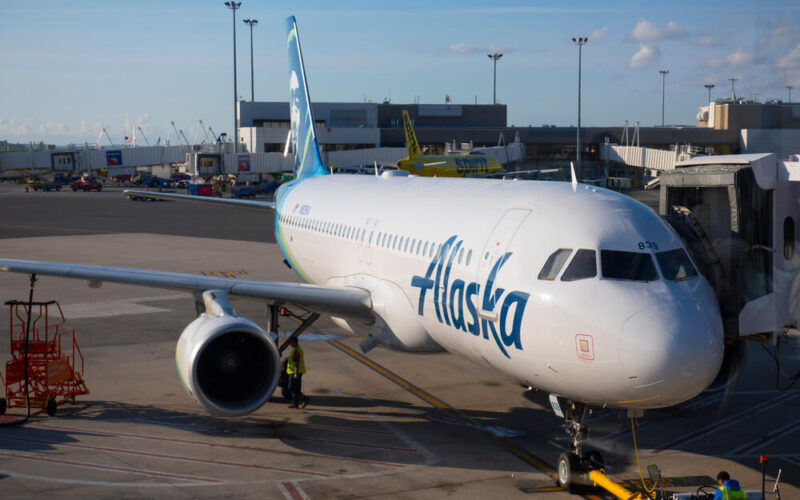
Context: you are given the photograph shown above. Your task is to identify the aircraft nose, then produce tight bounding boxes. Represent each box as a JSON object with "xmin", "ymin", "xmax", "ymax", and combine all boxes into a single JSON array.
[{"xmin": 620, "ymin": 301, "xmax": 723, "ymax": 405}]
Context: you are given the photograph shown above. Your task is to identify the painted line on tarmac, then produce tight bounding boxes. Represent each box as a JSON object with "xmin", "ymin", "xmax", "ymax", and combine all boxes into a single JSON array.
[
  {"xmin": 0, "ymin": 450, "xmax": 221, "ymax": 483},
  {"xmin": 0, "ymin": 223, "xmax": 119, "ymax": 235},
  {"xmin": 303, "ymin": 421, "xmax": 396, "ymax": 435},
  {"xmin": 33, "ymin": 421, "xmax": 407, "ymax": 469},
  {"xmin": 327, "ymin": 338, "xmax": 558, "ymax": 479},
  {"xmin": 288, "ymin": 434, "xmax": 417, "ymax": 453},
  {"xmin": 279, "ymin": 480, "xmax": 311, "ymax": 500},
  {"xmin": 0, "ymin": 434, "xmax": 331, "ymax": 477},
  {"xmin": 729, "ymin": 417, "xmax": 800, "ymax": 455},
  {"xmin": 651, "ymin": 391, "xmax": 800, "ymax": 454}
]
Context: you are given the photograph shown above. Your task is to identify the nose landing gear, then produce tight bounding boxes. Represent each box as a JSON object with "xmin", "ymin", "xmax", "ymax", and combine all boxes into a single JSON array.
[{"xmin": 549, "ymin": 396, "xmax": 605, "ymax": 491}]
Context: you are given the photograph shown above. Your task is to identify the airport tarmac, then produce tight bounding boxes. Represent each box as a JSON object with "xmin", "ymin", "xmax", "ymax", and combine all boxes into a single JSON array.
[{"xmin": 0, "ymin": 184, "xmax": 798, "ymax": 499}]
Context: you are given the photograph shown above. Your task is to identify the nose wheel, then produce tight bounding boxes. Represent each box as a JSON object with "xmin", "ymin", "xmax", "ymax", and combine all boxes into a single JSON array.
[
  {"xmin": 556, "ymin": 450, "xmax": 605, "ymax": 492},
  {"xmin": 550, "ymin": 397, "xmax": 605, "ymax": 491}
]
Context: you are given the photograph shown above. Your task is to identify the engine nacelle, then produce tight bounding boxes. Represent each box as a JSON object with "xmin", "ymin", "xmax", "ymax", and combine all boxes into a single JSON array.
[
  {"xmin": 175, "ymin": 290, "xmax": 280, "ymax": 416},
  {"xmin": 705, "ymin": 340, "xmax": 748, "ymax": 393}
]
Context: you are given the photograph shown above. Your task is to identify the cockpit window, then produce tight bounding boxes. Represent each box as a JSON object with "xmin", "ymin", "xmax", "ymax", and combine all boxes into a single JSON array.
[
  {"xmin": 561, "ymin": 249, "xmax": 597, "ymax": 281},
  {"xmin": 656, "ymin": 248, "xmax": 698, "ymax": 281},
  {"xmin": 538, "ymin": 248, "xmax": 572, "ymax": 281},
  {"xmin": 601, "ymin": 250, "xmax": 658, "ymax": 282}
]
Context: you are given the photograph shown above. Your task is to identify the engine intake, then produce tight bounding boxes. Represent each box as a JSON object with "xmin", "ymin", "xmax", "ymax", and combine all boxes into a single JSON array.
[{"xmin": 176, "ymin": 290, "xmax": 280, "ymax": 416}]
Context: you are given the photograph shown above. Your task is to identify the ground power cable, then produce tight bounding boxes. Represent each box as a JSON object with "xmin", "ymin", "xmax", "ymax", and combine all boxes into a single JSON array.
[
  {"xmin": 761, "ymin": 336, "xmax": 800, "ymax": 391},
  {"xmin": 630, "ymin": 417, "xmax": 658, "ymax": 496},
  {"xmin": 0, "ymin": 273, "xmax": 36, "ymax": 427}
]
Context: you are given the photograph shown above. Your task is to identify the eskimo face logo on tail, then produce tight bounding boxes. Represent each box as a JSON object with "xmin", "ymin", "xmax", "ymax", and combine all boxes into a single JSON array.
[
  {"xmin": 289, "ymin": 71, "xmax": 300, "ymax": 160},
  {"xmin": 410, "ymin": 236, "xmax": 529, "ymax": 358}
]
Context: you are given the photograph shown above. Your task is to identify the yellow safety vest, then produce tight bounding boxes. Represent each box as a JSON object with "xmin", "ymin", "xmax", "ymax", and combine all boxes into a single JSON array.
[
  {"xmin": 719, "ymin": 485, "xmax": 747, "ymax": 500},
  {"xmin": 286, "ymin": 345, "xmax": 306, "ymax": 375}
]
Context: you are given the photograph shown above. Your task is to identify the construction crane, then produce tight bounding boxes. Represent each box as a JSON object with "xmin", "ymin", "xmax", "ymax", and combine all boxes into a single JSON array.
[
  {"xmin": 95, "ymin": 128, "xmax": 115, "ymax": 148},
  {"xmin": 136, "ymin": 126, "xmax": 152, "ymax": 146}
]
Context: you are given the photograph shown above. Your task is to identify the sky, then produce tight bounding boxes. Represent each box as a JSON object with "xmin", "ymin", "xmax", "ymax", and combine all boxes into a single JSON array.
[{"xmin": 1, "ymin": 0, "xmax": 799, "ymax": 145}]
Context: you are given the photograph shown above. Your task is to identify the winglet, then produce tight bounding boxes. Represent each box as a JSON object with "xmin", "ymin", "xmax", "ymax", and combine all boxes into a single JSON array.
[
  {"xmin": 401, "ymin": 110, "xmax": 422, "ymax": 158},
  {"xmin": 570, "ymin": 162, "xmax": 578, "ymax": 192},
  {"xmin": 286, "ymin": 16, "xmax": 327, "ymax": 180}
]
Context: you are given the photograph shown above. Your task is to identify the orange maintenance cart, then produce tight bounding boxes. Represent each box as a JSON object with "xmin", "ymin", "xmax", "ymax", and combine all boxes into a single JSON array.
[{"xmin": 0, "ymin": 300, "xmax": 88, "ymax": 416}]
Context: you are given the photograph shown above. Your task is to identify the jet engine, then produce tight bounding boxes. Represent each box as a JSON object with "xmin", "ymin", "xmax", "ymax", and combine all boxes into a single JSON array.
[
  {"xmin": 175, "ymin": 290, "xmax": 280, "ymax": 416},
  {"xmin": 704, "ymin": 340, "xmax": 748, "ymax": 393}
]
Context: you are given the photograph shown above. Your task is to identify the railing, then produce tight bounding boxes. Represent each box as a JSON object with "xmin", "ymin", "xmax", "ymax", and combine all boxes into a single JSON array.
[{"xmin": 600, "ymin": 144, "xmax": 678, "ymax": 171}]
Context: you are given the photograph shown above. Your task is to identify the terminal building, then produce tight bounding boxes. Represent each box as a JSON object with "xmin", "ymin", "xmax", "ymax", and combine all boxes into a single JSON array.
[
  {"xmin": 239, "ymin": 101, "xmax": 747, "ymax": 170},
  {"xmin": 2, "ymin": 98, "xmax": 798, "ymax": 181}
]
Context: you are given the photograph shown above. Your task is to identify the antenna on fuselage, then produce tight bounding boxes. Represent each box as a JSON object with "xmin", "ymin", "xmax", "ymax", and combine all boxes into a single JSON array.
[{"xmin": 570, "ymin": 161, "xmax": 578, "ymax": 192}]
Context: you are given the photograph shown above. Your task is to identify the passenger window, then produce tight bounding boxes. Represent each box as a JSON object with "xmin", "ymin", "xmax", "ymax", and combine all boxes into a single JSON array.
[
  {"xmin": 416, "ymin": 240, "xmax": 421, "ymax": 255},
  {"xmin": 538, "ymin": 248, "xmax": 573, "ymax": 281},
  {"xmin": 369, "ymin": 231, "xmax": 374, "ymax": 245},
  {"xmin": 458, "ymin": 247, "xmax": 464, "ymax": 264},
  {"xmin": 423, "ymin": 241, "xmax": 429, "ymax": 255},
  {"xmin": 601, "ymin": 250, "xmax": 658, "ymax": 282},
  {"xmin": 656, "ymin": 249, "xmax": 698, "ymax": 281},
  {"xmin": 466, "ymin": 249, "xmax": 472, "ymax": 266},
  {"xmin": 561, "ymin": 249, "xmax": 597, "ymax": 282},
  {"xmin": 393, "ymin": 235, "xmax": 398, "ymax": 250}
]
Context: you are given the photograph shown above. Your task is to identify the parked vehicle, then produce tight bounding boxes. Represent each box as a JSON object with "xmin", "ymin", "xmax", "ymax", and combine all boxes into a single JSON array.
[
  {"xmin": 231, "ymin": 186, "xmax": 257, "ymax": 199},
  {"xmin": 70, "ymin": 177, "xmax": 103, "ymax": 192},
  {"xmin": 32, "ymin": 182, "xmax": 62, "ymax": 192}
]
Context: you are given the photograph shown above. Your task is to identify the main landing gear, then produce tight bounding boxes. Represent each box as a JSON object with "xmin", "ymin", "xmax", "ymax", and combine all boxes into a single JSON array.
[{"xmin": 550, "ymin": 396, "xmax": 604, "ymax": 492}]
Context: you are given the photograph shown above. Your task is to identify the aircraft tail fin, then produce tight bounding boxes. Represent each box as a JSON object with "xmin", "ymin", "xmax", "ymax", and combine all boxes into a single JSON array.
[
  {"xmin": 286, "ymin": 16, "xmax": 327, "ymax": 180},
  {"xmin": 401, "ymin": 110, "xmax": 422, "ymax": 158}
]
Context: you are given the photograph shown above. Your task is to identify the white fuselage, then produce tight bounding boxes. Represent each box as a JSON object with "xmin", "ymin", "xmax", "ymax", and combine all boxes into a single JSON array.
[{"xmin": 274, "ymin": 174, "xmax": 724, "ymax": 410}]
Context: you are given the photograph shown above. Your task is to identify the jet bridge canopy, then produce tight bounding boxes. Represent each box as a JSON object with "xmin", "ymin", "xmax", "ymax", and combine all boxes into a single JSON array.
[{"xmin": 659, "ymin": 156, "xmax": 775, "ymax": 338}]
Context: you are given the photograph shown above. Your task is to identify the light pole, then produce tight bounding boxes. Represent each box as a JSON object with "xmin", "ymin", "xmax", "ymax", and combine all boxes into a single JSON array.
[
  {"xmin": 728, "ymin": 77, "xmax": 738, "ymax": 100},
  {"xmin": 572, "ymin": 37, "xmax": 587, "ymax": 180},
  {"xmin": 704, "ymin": 83, "xmax": 715, "ymax": 107},
  {"xmin": 225, "ymin": 1, "xmax": 241, "ymax": 152},
  {"xmin": 244, "ymin": 18, "xmax": 257, "ymax": 152},
  {"xmin": 788, "ymin": 85, "xmax": 794, "ymax": 103},
  {"xmin": 659, "ymin": 69, "xmax": 669, "ymax": 127},
  {"xmin": 487, "ymin": 52, "xmax": 503, "ymax": 105}
]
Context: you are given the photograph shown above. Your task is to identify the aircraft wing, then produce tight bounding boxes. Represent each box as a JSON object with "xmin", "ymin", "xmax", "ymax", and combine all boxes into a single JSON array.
[
  {"xmin": 0, "ymin": 258, "xmax": 373, "ymax": 321},
  {"xmin": 123, "ymin": 189, "xmax": 275, "ymax": 211}
]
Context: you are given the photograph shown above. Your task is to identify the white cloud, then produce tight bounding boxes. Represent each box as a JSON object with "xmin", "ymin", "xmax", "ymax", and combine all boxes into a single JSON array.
[
  {"xmin": 630, "ymin": 19, "xmax": 689, "ymax": 43},
  {"xmin": 776, "ymin": 44, "xmax": 800, "ymax": 71},
  {"xmin": 447, "ymin": 43, "xmax": 515, "ymax": 56},
  {"xmin": 629, "ymin": 44, "xmax": 661, "ymax": 69},
  {"xmin": 449, "ymin": 42, "xmax": 478, "ymax": 55},
  {"xmin": 707, "ymin": 49, "xmax": 755, "ymax": 69},
  {"xmin": 488, "ymin": 44, "xmax": 515, "ymax": 55},
  {"xmin": 759, "ymin": 24, "xmax": 800, "ymax": 50},
  {"xmin": 0, "ymin": 117, "xmax": 71, "ymax": 142},
  {"xmin": 695, "ymin": 35, "xmax": 722, "ymax": 47},
  {"xmin": 589, "ymin": 26, "xmax": 609, "ymax": 42}
]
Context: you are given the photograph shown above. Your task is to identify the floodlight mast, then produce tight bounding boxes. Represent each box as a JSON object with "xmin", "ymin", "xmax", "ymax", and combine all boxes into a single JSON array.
[
  {"xmin": 225, "ymin": 1, "xmax": 242, "ymax": 151},
  {"xmin": 571, "ymin": 37, "xmax": 588, "ymax": 180}
]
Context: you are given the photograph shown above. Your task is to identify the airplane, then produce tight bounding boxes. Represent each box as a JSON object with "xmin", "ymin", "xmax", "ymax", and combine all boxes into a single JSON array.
[
  {"xmin": 396, "ymin": 109, "xmax": 506, "ymax": 177},
  {"xmin": 0, "ymin": 16, "xmax": 725, "ymax": 491}
]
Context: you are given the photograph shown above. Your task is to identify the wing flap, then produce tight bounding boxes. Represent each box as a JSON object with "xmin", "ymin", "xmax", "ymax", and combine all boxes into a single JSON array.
[{"xmin": 0, "ymin": 259, "xmax": 372, "ymax": 321}]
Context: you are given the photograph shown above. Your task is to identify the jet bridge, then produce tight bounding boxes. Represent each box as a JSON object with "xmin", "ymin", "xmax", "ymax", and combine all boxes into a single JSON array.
[{"xmin": 659, "ymin": 153, "xmax": 800, "ymax": 343}]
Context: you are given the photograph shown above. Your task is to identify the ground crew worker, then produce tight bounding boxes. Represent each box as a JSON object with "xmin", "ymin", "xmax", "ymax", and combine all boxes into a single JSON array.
[
  {"xmin": 713, "ymin": 471, "xmax": 747, "ymax": 500},
  {"xmin": 286, "ymin": 337, "xmax": 309, "ymax": 409}
]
